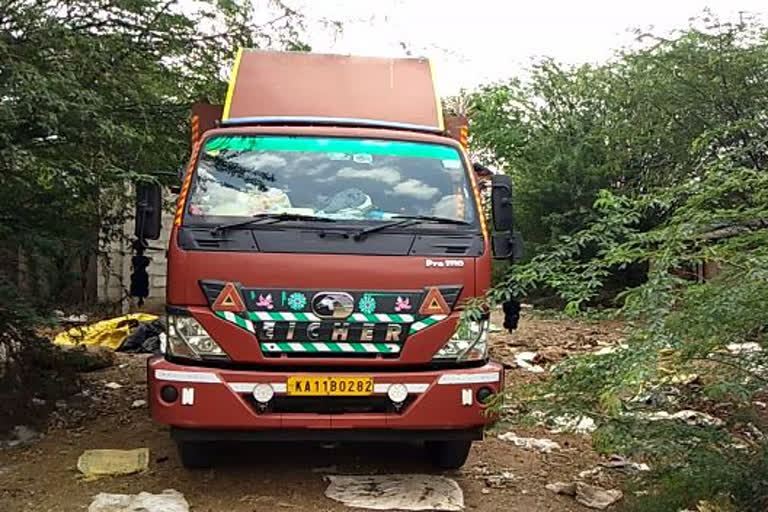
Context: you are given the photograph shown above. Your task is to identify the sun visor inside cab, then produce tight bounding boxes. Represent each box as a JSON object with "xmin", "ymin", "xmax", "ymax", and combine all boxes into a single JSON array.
[{"xmin": 222, "ymin": 50, "xmax": 444, "ymax": 132}]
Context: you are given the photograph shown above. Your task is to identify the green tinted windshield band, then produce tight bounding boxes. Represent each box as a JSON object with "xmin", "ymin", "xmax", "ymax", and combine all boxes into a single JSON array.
[{"xmin": 203, "ymin": 136, "xmax": 460, "ymax": 160}]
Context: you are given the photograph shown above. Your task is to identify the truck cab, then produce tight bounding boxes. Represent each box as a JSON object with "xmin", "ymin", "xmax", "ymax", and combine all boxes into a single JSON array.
[{"xmin": 137, "ymin": 50, "xmax": 516, "ymax": 469}]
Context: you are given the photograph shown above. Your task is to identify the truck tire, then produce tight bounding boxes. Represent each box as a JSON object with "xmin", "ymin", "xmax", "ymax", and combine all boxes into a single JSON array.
[
  {"xmin": 176, "ymin": 441, "xmax": 214, "ymax": 469},
  {"xmin": 425, "ymin": 440, "xmax": 472, "ymax": 469}
]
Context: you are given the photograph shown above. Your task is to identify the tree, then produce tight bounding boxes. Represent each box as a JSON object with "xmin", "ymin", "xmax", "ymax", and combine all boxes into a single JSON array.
[
  {"xmin": 0, "ymin": 0, "xmax": 313, "ymax": 432},
  {"xmin": 0, "ymin": 0, "xmax": 309, "ymax": 304},
  {"xmin": 474, "ymin": 15, "xmax": 768, "ymax": 509}
]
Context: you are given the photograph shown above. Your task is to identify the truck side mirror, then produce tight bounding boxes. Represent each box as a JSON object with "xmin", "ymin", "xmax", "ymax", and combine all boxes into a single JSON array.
[
  {"xmin": 490, "ymin": 174, "xmax": 518, "ymax": 260},
  {"xmin": 135, "ymin": 182, "xmax": 162, "ymax": 240},
  {"xmin": 490, "ymin": 174, "xmax": 513, "ymax": 232}
]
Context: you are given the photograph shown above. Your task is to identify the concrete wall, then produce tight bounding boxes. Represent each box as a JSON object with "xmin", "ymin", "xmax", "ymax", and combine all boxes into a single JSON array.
[{"xmin": 97, "ymin": 195, "xmax": 173, "ymax": 314}]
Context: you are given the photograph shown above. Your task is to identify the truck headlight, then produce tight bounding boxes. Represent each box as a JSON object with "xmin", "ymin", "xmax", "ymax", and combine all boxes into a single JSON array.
[
  {"xmin": 166, "ymin": 315, "xmax": 228, "ymax": 360},
  {"xmin": 433, "ymin": 317, "xmax": 489, "ymax": 361}
]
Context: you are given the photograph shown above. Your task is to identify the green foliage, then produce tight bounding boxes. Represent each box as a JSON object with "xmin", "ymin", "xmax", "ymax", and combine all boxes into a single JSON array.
[
  {"xmin": 476, "ymin": 14, "xmax": 768, "ymax": 510},
  {"xmin": 0, "ymin": 0, "xmax": 308, "ymax": 304}
]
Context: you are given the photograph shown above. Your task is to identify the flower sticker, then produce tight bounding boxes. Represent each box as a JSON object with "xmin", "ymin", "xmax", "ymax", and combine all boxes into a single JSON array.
[
  {"xmin": 395, "ymin": 296, "xmax": 411, "ymax": 312},
  {"xmin": 287, "ymin": 292, "xmax": 307, "ymax": 311},
  {"xmin": 358, "ymin": 294, "xmax": 377, "ymax": 315},
  {"xmin": 256, "ymin": 294, "xmax": 274, "ymax": 310}
]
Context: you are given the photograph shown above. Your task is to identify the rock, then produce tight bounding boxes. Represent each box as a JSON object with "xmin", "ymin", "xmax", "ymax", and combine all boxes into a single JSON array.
[
  {"xmin": 131, "ymin": 400, "xmax": 147, "ymax": 409},
  {"xmin": 55, "ymin": 400, "xmax": 67, "ymax": 409},
  {"xmin": 498, "ymin": 431, "xmax": 560, "ymax": 453},
  {"xmin": 324, "ymin": 474, "xmax": 464, "ymax": 511},
  {"xmin": 484, "ymin": 471, "xmax": 518, "ymax": 488},
  {"xmin": 10, "ymin": 425, "xmax": 38, "ymax": 444},
  {"xmin": 31, "ymin": 398, "xmax": 46, "ymax": 407},
  {"xmin": 62, "ymin": 345, "xmax": 116, "ymax": 372},
  {"xmin": 546, "ymin": 482, "xmax": 576, "ymax": 495},
  {"xmin": 77, "ymin": 448, "xmax": 149, "ymax": 479},
  {"xmin": 578, "ymin": 467, "xmax": 603, "ymax": 480},
  {"xmin": 88, "ymin": 489, "xmax": 188, "ymax": 512},
  {"xmin": 547, "ymin": 482, "xmax": 623, "ymax": 510},
  {"xmin": 481, "ymin": 488, "xmax": 491, "ymax": 495},
  {"xmin": 105, "ymin": 382, "xmax": 123, "ymax": 390},
  {"xmin": 574, "ymin": 482, "xmax": 623, "ymax": 509}
]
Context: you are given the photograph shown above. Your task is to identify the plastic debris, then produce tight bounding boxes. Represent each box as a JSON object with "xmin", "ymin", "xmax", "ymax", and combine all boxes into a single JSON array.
[
  {"xmin": 547, "ymin": 481, "xmax": 623, "ymax": 509},
  {"xmin": 551, "ymin": 415, "xmax": 597, "ymax": 434},
  {"xmin": 88, "ymin": 489, "xmax": 188, "ymax": 512},
  {"xmin": 498, "ymin": 431, "xmax": 560, "ymax": 453},
  {"xmin": 131, "ymin": 400, "xmax": 147, "ymax": 409},
  {"xmin": 77, "ymin": 448, "xmax": 150, "ymax": 479},
  {"xmin": 514, "ymin": 351, "xmax": 546, "ymax": 373},
  {"xmin": 599, "ymin": 455, "xmax": 650, "ymax": 473},
  {"xmin": 324, "ymin": 474, "xmax": 464, "ymax": 511},
  {"xmin": 726, "ymin": 342, "xmax": 761, "ymax": 354},
  {"xmin": 105, "ymin": 382, "xmax": 123, "ymax": 390},
  {"xmin": 594, "ymin": 344, "xmax": 628, "ymax": 356},
  {"xmin": 635, "ymin": 409, "xmax": 724, "ymax": 427}
]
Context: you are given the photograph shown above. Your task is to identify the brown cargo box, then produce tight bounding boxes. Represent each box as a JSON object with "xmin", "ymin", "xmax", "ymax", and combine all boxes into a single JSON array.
[{"xmin": 222, "ymin": 50, "xmax": 444, "ymax": 131}]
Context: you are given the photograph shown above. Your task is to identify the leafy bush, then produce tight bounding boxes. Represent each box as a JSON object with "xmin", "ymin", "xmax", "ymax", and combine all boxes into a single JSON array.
[{"xmin": 473, "ymin": 15, "xmax": 768, "ymax": 509}]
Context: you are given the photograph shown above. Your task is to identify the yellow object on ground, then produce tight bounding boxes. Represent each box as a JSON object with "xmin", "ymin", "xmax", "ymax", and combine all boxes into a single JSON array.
[
  {"xmin": 53, "ymin": 313, "xmax": 158, "ymax": 350},
  {"xmin": 77, "ymin": 448, "xmax": 150, "ymax": 479}
]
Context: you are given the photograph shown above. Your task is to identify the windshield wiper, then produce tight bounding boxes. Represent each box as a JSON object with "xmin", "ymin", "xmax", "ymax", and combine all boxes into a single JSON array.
[
  {"xmin": 210, "ymin": 212, "xmax": 336, "ymax": 235},
  {"xmin": 353, "ymin": 215, "xmax": 470, "ymax": 241}
]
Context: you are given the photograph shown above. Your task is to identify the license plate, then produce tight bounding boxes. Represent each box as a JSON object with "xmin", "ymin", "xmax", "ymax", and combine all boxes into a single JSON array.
[{"xmin": 286, "ymin": 376, "xmax": 373, "ymax": 396}]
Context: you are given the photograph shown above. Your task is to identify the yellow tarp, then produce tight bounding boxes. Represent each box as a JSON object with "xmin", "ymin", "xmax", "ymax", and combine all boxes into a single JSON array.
[{"xmin": 53, "ymin": 313, "xmax": 158, "ymax": 350}]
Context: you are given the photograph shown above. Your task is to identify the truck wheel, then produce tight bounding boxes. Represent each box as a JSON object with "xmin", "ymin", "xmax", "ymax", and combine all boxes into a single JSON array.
[
  {"xmin": 176, "ymin": 441, "xmax": 214, "ymax": 469},
  {"xmin": 425, "ymin": 440, "xmax": 472, "ymax": 469}
]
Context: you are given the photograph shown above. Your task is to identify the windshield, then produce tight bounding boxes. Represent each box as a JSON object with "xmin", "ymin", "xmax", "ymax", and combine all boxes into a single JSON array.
[{"xmin": 185, "ymin": 135, "xmax": 477, "ymax": 225}]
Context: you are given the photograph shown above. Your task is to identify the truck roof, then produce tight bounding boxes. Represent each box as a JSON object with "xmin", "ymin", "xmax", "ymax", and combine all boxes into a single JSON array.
[{"xmin": 221, "ymin": 50, "xmax": 445, "ymax": 133}]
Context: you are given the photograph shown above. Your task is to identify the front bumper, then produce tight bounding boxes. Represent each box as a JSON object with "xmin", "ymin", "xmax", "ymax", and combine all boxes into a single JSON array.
[{"xmin": 148, "ymin": 356, "xmax": 503, "ymax": 435}]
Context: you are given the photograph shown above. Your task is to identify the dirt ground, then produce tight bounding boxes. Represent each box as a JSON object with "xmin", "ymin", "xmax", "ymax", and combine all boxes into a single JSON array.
[{"xmin": 0, "ymin": 311, "xmax": 626, "ymax": 512}]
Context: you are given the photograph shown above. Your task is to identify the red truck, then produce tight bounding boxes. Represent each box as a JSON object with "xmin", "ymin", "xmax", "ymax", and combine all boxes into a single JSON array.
[{"xmin": 134, "ymin": 50, "xmax": 517, "ymax": 469}]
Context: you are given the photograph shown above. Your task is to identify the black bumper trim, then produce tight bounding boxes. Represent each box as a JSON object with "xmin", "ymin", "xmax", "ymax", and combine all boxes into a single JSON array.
[{"xmin": 171, "ymin": 426, "xmax": 484, "ymax": 442}]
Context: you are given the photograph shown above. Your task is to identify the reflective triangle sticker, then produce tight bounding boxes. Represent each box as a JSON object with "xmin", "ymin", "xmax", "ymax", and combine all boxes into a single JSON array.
[
  {"xmin": 419, "ymin": 287, "xmax": 450, "ymax": 315},
  {"xmin": 211, "ymin": 282, "xmax": 246, "ymax": 313}
]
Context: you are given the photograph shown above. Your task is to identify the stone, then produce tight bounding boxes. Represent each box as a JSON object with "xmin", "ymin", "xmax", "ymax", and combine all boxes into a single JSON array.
[
  {"xmin": 131, "ymin": 400, "xmax": 147, "ymax": 409},
  {"xmin": 105, "ymin": 382, "xmax": 123, "ymax": 390},
  {"xmin": 88, "ymin": 489, "xmax": 188, "ymax": 512},
  {"xmin": 11, "ymin": 425, "xmax": 38, "ymax": 444},
  {"xmin": 546, "ymin": 482, "xmax": 576, "ymax": 495},
  {"xmin": 574, "ymin": 482, "xmax": 623, "ymax": 509},
  {"xmin": 325, "ymin": 474, "xmax": 464, "ymax": 511},
  {"xmin": 77, "ymin": 448, "xmax": 149, "ymax": 479},
  {"xmin": 546, "ymin": 482, "xmax": 623, "ymax": 510}
]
